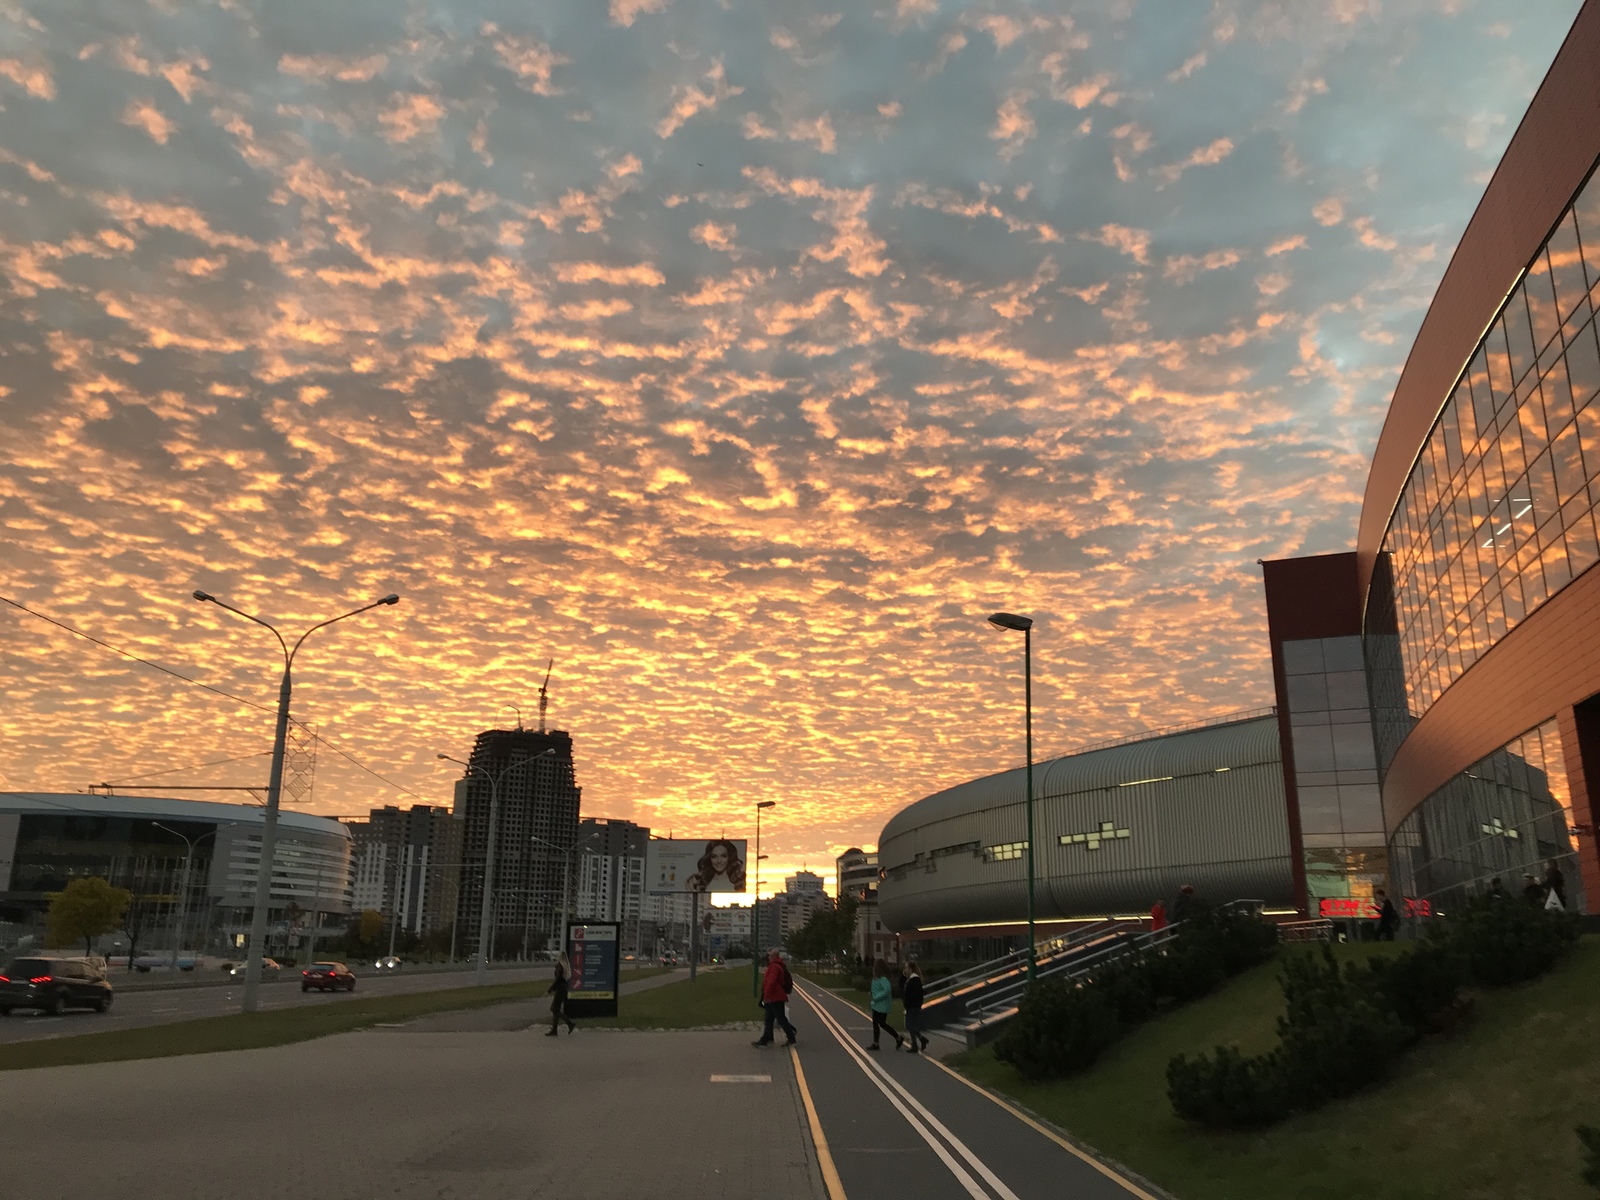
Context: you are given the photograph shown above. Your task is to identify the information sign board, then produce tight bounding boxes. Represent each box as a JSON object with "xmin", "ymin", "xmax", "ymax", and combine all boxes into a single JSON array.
[{"xmin": 565, "ymin": 921, "xmax": 620, "ymax": 1018}]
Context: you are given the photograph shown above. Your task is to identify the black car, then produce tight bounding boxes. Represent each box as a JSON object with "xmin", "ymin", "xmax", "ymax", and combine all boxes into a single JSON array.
[
  {"xmin": 301, "ymin": 961, "xmax": 356, "ymax": 993},
  {"xmin": 0, "ymin": 957, "xmax": 114, "ymax": 1016}
]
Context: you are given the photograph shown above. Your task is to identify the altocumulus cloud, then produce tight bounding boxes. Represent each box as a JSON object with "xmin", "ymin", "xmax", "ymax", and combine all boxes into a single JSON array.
[{"xmin": 0, "ymin": 0, "xmax": 1581, "ymax": 874}]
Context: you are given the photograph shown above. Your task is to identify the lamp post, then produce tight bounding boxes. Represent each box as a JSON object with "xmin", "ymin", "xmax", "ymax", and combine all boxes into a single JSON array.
[
  {"xmin": 437, "ymin": 747, "xmax": 554, "ymax": 984},
  {"xmin": 752, "ymin": 800, "xmax": 776, "ymax": 999},
  {"xmin": 152, "ymin": 822, "xmax": 227, "ymax": 974},
  {"xmin": 987, "ymin": 611, "xmax": 1037, "ymax": 984},
  {"xmin": 192, "ymin": 589, "xmax": 399, "ymax": 1013}
]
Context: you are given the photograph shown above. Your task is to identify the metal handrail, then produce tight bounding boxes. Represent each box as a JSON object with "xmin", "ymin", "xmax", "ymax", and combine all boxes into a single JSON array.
[
  {"xmin": 922, "ymin": 918, "xmax": 1121, "ymax": 1004},
  {"xmin": 967, "ymin": 924, "xmax": 1164, "ymax": 1023}
]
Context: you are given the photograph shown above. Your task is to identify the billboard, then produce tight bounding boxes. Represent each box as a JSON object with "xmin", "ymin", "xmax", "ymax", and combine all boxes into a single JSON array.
[
  {"xmin": 645, "ymin": 838, "xmax": 749, "ymax": 895},
  {"xmin": 565, "ymin": 921, "xmax": 620, "ymax": 1017}
]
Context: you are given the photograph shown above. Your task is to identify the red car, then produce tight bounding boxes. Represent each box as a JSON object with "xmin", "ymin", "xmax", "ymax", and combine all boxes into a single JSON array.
[{"xmin": 301, "ymin": 962, "xmax": 356, "ymax": 993}]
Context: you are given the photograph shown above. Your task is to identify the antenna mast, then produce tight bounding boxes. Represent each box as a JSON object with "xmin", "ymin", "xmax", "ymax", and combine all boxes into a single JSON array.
[{"xmin": 538, "ymin": 658, "xmax": 554, "ymax": 733}]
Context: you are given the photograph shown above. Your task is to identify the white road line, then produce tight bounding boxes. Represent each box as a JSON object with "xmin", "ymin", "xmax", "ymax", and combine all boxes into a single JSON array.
[{"xmin": 796, "ymin": 983, "xmax": 1011, "ymax": 1200}]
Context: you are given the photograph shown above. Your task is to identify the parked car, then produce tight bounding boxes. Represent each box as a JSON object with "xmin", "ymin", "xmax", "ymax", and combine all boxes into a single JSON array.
[
  {"xmin": 228, "ymin": 958, "xmax": 283, "ymax": 978},
  {"xmin": 302, "ymin": 962, "xmax": 356, "ymax": 993},
  {"xmin": 0, "ymin": 956, "xmax": 114, "ymax": 1016},
  {"xmin": 373, "ymin": 956, "xmax": 402, "ymax": 971}
]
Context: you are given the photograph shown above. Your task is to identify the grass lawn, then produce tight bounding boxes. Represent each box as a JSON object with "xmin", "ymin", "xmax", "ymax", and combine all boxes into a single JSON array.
[
  {"xmin": 584, "ymin": 965, "xmax": 766, "ymax": 1030},
  {"xmin": 0, "ymin": 966, "xmax": 670, "ymax": 1072},
  {"xmin": 949, "ymin": 937, "xmax": 1600, "ymax": 1200}
]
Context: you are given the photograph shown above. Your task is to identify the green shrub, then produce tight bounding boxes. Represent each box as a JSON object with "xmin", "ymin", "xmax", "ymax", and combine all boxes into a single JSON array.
[
  {"xmin": 1355, "ymin": 937, "xmax": 1464, "ymax": 1037},
  {"xmin": 1167, "ymin": 1044, "xmax": 1287, "ymax": 1129},
  {"xmin": 1091, "ymin": 950, "xmax": 1162, "ymax": 1024},
  {"xmin": 1446, "ymin": 895, "xmax": 1581, "ymax": 987},
  {"xmin": 994, "ymin": 980, "xmax": 1122, "ymax": 1081},
  {"xmin": 1276, "ymin": 948, "xmax": 1410, "ymax": 1106}
]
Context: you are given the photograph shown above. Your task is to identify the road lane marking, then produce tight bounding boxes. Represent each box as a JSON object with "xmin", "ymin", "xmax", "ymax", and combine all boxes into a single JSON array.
[
  {"xmin": 792, "ymin": 1049, "xmax": 848, "ymax": 1200},
  {"xmin": 924, "ymin": 1055, "xmax": 1161, "ymax": 1200},
  {"xmin": 710, "ymin": 1074, "xmax": 771, "ymax": 1083},
  {"xmin": 796, "ymin": 984, "xmax": 998, "ymax": 1200}
]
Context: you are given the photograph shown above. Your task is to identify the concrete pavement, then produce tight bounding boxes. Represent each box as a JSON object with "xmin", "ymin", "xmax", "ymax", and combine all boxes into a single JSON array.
[{"xmin": 0, "ymin": 1023, "xmax": 823, "ymax": 1200}]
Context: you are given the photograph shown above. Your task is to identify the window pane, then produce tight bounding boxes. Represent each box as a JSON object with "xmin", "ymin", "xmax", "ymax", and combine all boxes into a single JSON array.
[
  {"xmin": 1577, "ymin": 172, "xmax": 1600, "ymax": 290},
  {"xmin": 1519, "ymin": 387, "xmax": 1550, "ymax": 458},
  {"xmin": 1549, "ymin": 213, "xmax": 1589, "ymax": 321},
  {"xmin": 1526, "ymin": 251, "xmax": 1561, "ymax": 351},
  {"xmin": 1551, "ymin": 421, "xmax": 1587, "ymax": 505},
  {"xmin": 1567, "ymin": 320, "xmax": 1600, "ymax": 411},
  {"xmin": 1504, "ymin": 296, "xmax": 1538, "ymax": 384}
]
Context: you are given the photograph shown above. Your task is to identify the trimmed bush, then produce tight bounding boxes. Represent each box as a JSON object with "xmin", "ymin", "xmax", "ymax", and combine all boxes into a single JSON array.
[
  {"xmin": 1275, "ymin": 948, "xmax": 1410, "ymax": 1105},
  {"xmin": 1167, "ymin": 1044, "xmax": 1287, "ymax": 1129},
  {"xmin": 1575, "ymin": 1124, "xmax": 1600, "ymax": 1189},
  {"xmin": 994, "ymin": 980, "xmax": 1122, "ymax": 1081},
  {"xmin": 1447, "ymin": 895, "xmax": 1581, "ymax": 987},
  {"xmin": 1355, "ymin": 937, "xmax": 1465, "ymax": 1037}
]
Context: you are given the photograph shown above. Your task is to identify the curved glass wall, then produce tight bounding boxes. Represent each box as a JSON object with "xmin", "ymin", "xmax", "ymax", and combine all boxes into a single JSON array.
[
  {"xmin": 1366, "ymin": 161, "xmax": 1600, "ymax": 769},
  {"xmin": 1389, "ymin": 719, "xmax": 1582, "ymax": 913}
]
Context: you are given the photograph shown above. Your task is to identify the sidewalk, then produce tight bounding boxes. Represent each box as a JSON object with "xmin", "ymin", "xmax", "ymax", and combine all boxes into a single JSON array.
[{"xmin": 0, "ymin": 974, "xmax": 822, "ymax": 1200}]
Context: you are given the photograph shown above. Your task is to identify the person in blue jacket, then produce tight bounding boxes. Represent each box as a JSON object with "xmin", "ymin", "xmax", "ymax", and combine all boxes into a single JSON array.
[{"xmin": 867, "ymin": 957, "xmax": 904, "ymax": 1052}]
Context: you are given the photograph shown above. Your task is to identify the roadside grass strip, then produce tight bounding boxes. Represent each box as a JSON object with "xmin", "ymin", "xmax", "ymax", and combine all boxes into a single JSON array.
[
  {"xmin": 582, "ymin": 965, "xmax": 763, "ymax": 1030},
  {"xmin": 0, "ymin": 966, "xmax": 674, "ymax": 1071}
]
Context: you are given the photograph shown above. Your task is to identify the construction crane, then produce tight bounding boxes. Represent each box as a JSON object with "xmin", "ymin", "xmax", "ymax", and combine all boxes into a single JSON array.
[{"xmin": 538, "ymin": 658, "xmax": 554, "ymax": 733}]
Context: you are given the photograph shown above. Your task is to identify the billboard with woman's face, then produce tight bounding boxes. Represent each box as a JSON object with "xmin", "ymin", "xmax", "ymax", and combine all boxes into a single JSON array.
[{"xmin": 645, "ymin": 838, "xmax": 749, "ymax": 894}]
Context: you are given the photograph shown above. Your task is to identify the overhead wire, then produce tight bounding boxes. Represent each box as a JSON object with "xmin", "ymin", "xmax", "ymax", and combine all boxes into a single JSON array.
[{"xmin": 0, "ymin": 593, "xmax": 429, "ymax": 802}]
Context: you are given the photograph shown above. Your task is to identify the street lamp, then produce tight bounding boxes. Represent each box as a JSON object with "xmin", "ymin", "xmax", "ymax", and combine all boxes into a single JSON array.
[
  {"xmin": 529, "ymin": 832, "xmax": 576, "ymax": 959},
  {"xmin": 753, "ymin": 800, "xmax": 776, "ymax": 999},
  {"xmin": 192, "ymin": 589, "xmax": 399, "ymax": 1013},
  {"xmin": 438, "ymin": 747, "xmax": 555, "ymax": 984},
  {"xmin": 152, "ymin": 821, "xmax": 229, "ymax": 974},
  {"xmin": 987, "ymin": 611, "xmax": 1037, "ymax": 984}
]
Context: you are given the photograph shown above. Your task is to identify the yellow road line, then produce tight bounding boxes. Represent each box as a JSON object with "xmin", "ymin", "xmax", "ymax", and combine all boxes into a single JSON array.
[
  {"xmin": 925, "ymin": 1055, "xmax": 1162, "ymax": 1200},
  {"xmin": 792, "ymin": 1047, "xmax": 848, "ymax": 1200}
]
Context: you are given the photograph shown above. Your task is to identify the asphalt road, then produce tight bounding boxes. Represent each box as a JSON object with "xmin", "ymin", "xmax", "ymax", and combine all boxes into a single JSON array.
[{"xmin": 0, "ymin": 962, "xmax": 562, "ymax": 1043}]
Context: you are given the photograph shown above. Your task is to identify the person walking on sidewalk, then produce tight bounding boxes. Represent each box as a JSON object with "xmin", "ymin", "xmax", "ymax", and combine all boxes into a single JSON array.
[
  {"xmin": 752, "ymin": 948, "xmax": 797, "ymax": 1047},
  {"xmin": 547, "ymin": 952, "xmax": 576, "ymax": 1037},
  {"xmin": 902, "ymin": 961, "xmax": 929, "ymax": 1055},
  {"xmin": 867, "ymin": 958, "xmax": 904, "ymax": 1052}
]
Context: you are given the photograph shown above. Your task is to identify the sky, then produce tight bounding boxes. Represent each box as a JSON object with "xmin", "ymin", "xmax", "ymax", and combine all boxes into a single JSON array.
[{"xmin": 0, "ymin": 0, "xmax": 1584, "ymax": 893}]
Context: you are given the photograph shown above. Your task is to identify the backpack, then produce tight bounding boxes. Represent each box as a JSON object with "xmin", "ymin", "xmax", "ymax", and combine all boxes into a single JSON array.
[{"xmin": 779, "ymin": 963, "xmax": 792, "ymax": 995}]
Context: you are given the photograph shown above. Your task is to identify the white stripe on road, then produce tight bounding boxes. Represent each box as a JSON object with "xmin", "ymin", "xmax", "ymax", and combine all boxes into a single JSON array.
[{"xmin": 795, "ymin": 983, "xmax": 1020, "ymax": 1200}]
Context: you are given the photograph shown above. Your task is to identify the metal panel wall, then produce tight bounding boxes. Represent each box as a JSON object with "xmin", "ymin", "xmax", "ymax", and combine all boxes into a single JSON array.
[{"xmin": 879, "ymin": 715, "xmax": 1294, "ymax": 931}]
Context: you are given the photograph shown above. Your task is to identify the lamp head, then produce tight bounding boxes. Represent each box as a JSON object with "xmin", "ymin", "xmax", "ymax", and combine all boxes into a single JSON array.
[
  {"xmin": 987, "ymin": 612, "xmax": 1033, "ymax": 633},
  {"xmin": 379, "ymin": 594, "xmax": 400, "ymax": 606},
  {"xmin": 757, "ymin": 800, "xmax": 776, "ymax": 810},
  {"xmin": 192, "ymin": 590, "xmax": 214, "ymax": 603},
  {"xmin": 436, "ymin": 753, "xmax": 450, "ymax": 761}
]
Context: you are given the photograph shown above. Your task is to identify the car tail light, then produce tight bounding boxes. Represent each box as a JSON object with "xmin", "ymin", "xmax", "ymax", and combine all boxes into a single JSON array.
[
  {"xmin": 0, "ymin": 975, "xmax": 8, "ymax": 983},
  {"xmin": 30, "ymin": 975, "xmax": 52, "ymax": 984}
]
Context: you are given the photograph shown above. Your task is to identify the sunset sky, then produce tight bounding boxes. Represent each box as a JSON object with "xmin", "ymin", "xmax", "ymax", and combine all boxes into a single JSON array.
[{"xmin": 0, "ymin": 0, "xmax": 1582, "ymax": 892}]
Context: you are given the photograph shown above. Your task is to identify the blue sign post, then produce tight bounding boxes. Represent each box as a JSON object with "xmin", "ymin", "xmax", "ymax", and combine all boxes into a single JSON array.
[{"xmin": 565, "ymin": 921, "xmax": 621, "ymax": 1018}]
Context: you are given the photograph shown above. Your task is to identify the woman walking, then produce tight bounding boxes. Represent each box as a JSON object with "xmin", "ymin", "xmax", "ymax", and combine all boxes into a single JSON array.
[
  {"xmin": 547, "ymin": 952, "xmax": 576, "ymax": 1037},
  {"xmin": 867, "ymin": 958, "xmax": 904, "ymax": 1052},
  {"xmin": 902, "ymin": 961, "xmax": 930, "ymax": 1055}
]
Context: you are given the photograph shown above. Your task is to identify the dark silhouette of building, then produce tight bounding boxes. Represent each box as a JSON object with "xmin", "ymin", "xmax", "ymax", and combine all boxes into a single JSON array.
[
  {"xmin": 450, "ymin": 728, "xmax": 582, "ymax": 959},
  {"xmin": 344, "ymin": 805, "xmax": 461, "ymax": 943}
]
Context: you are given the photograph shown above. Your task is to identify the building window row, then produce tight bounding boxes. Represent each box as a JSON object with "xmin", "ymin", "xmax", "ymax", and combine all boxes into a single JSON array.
[{"xmin": 1376, "ymin": 161, "xmax": 1600, "ymax": 719}]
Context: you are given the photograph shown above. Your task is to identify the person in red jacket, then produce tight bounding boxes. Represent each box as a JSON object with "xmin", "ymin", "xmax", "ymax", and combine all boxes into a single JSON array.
[
  {"xmin": 752, "ymin": 948, "xmax": 797, "ymax": 1047},
  {"xmin": 1149, "ymin": 899, "xmax": 1168, "ymax": 934}
]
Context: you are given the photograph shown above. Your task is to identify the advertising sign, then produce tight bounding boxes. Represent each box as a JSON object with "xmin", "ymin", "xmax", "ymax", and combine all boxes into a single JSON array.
[
  {"xmin": 565, "ymin": 921, "xmax": 620, "ymax": 1018},
  {"xmin": 645, "ymin": 838, "xmax": 749, "ymax": 895}
]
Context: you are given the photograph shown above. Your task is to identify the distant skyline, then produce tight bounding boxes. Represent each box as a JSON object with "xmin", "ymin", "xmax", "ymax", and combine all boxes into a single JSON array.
[{"xmin": 0, "ymin": 0, "xmax": 1584, "ymax": 888}]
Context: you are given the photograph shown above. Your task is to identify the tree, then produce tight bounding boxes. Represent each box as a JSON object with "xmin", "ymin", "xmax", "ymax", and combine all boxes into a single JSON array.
[
  {"xmin": 785, "ymin": 896, "xmax": 860, "ymax": 964},
  {"xmin": 47, "ymin": 877, "xmax": 131, "ymax": 956},
  {"xmin": 359, "ymin": 908, "xmax": 385, "ymax": 946},
  {"xmin": 120, "ymin": 894, "xmax": 155, "ymax": 971}
]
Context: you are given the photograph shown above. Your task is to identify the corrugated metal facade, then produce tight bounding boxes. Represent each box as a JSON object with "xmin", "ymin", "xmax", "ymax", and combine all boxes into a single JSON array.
[{"xmin": 877, "ymin": 715, "xmax": 1295, "ymax": 931}]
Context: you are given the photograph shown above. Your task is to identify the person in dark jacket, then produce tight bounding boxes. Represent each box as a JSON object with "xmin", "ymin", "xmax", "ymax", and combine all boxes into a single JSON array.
[
  {"xmin": 752, "ymin": 949, "xmax": 797, "ymax": 1047},
  {"xmin": 901, "ymin": 962, "xmax": 929, "ymax": 1055},
  {"xmin": 1374, "ymin": 889, "xmax": 1399, "ymax": 940},
  {"xmin": 547, "ymin": 952, "xmax": 576, "ymax": 1037},
  {"xmin": 1522, "ymin": 874, "xmax": 1546, "ymax": 905},
  {"xmin": 1545, "ymin": 860, "xmax": 1568, "ymax": 909},
  {"xmin": 1171, "ymin": 884, "xmax": 1197, "ymax": 923}
]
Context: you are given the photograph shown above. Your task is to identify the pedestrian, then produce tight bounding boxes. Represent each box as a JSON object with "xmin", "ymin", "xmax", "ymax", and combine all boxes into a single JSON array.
[
  {"xmin": 1545, "ymin": 859, "xmax": 1568, "ymax": 909},
  {"xmin": 867, "ymin": 957, "xmax": 904, "ymax": 1052},
  {"xmin": 1171, "ymin": 883, "xmax": 1197, "ymax": 923},
  {"xmin": 547, "ymin": 952, "xmax": 575, "ymax": 1037},
  {"xmin": 1521, "ymin": 874, "xmax": 1545, "ymax": 905},
  {"xmin": 1374, "ymin": 889, "xmax": 1398, "ymax": 941},
  {"xmin": 1149, "ymin": 899, "xmax": 1168, "ymax": 934},
  {"xmin": 1489, "ymin": 876, "xmax": 1508, "ymax": 900},
  {"xmin": 751, "ymin": 948, "xmax": 797, "ymax": 1048},
  {"xmin": 901, "ymin": 961, "xmax": 929, "ymax": 1055}
]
